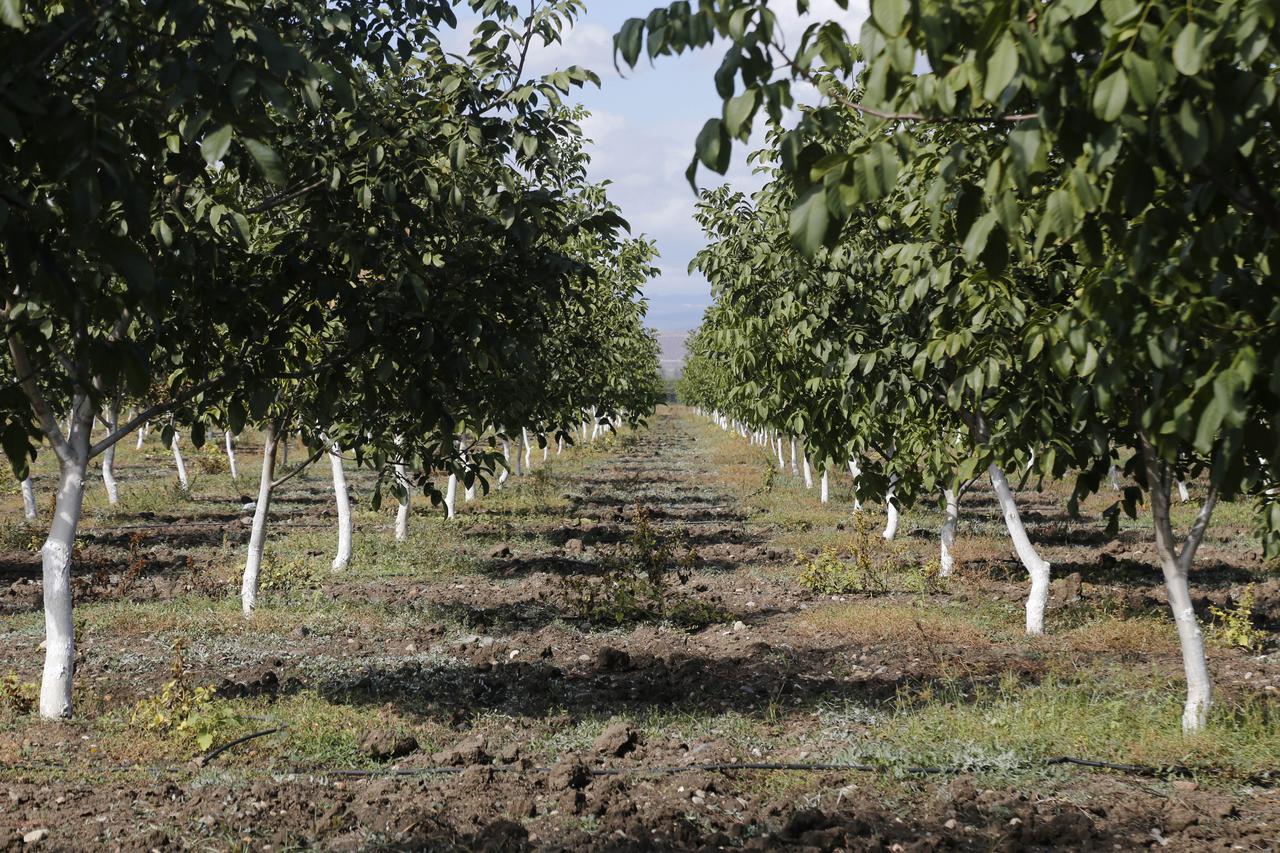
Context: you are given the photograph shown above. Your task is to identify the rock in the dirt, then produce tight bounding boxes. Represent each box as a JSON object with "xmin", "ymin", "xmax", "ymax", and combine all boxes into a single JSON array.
[
  {"xmin": 564, "ymin": 538, "xmax": 585, "ymax": 556},
  {"xmin": 594, "ymin": 646, "xmax": 631, "ymax": 671},
  {"xmin": 548, "ymin": 759, "xmax": 592, "ymax": 791},
  {"xmin": 432, "ymin": 734, "xmax": 490, "ymax": 767},
  {"xmin": 22, "ymin": 829, "xmax": 49, "ymax": 845},
  {"xmin": 593, "ymin": 722, "xmax": 640, "ymax": 757},
  {"xmin": 486, "ymin": 544, "xmax": 512, "ymax": 559},
  {"xmin": 1050, "ymin": 572, "xmax": 1083, "ymax": 606},
  {"xmin": 359, "ymin": 730, "xmax": 419, "ymax": 762}
]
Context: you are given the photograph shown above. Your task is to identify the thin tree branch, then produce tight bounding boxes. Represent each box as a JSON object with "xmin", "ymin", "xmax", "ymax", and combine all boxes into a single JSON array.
[
  {"xmin": 88, "ymin": 375, "xmax": 227, "ymax": 460},
  {"xmin": 1179, "ymin": 480, "xmax": 1219, "ymax": 573},
  {"xmin": 6, "ymin": 328, "xmax": 72, "ymax": 464},
  {"xmin": 246, "ymin": 177, "xmax": 328, "ymax": 215},
  {"xmin": 270, "ymin": 447, "xmax": 326, "ymax": 490}
]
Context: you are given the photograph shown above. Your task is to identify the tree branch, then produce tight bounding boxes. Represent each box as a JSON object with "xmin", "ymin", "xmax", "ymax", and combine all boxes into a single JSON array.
[
  {"xmin": 246, "ymin": 177, "xmax": 329, "ymax": 215},
  {"xmin": 5, "ymin": 327, "xmax": 71, "ymax": 463},
  {"xmin": 88, "ymin": 375, "xmax": 227, "ymax": 460},
  {"xmin": 270, "ymin": 446, "xmax": 326, "ymax": 490}
]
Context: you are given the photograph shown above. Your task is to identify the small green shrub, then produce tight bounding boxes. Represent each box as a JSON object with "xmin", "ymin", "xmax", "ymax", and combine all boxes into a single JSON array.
[
  {"xmin": 0, "ymin": 671, "xmax": 38, "ymax": 715},
  {"xmin": 130, "ymin": 641, "xmax": 239, "ymax": 750},
  {"xmin": 1209, "ymin": 585, "xmax": 1267, "ymax": 652}
]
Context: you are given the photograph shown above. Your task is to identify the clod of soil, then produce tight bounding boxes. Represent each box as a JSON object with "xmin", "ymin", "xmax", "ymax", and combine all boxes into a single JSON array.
[
  {"xmin": 548, "ymin": 760, "xmax": 591, "ymax": 791},
  {"xmin": 594, "ymin": 646, "xmax": 631, "ymax": 671},
  {"xmin": 359, "ymin": 730, "xmax": 419, "ymax": 762},
  {"xmin": 592, "ymin": 721, "xmax": 640, "ymax": 757},
  {"xmin": 431, "ymin": 734, "xmax": 490, "ymax": 767}
]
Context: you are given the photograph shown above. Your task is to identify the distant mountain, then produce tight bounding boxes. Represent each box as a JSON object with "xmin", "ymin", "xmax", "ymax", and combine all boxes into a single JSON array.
[{"xmin": 655, "ymin": 330, "xmax": 688, "ymax": 378}]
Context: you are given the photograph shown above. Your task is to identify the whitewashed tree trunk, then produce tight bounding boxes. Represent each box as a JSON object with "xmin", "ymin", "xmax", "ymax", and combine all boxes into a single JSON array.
[
  {"xmin": 135, "ymin": 421, "xmax": 147, "ymax": 449},
  {"xmin": 775, "ymin": 437, "xmax": 785, "ymax": 469},
  {"xmin": 21, "ymin": 476, "xmax": 37, "ymax": 520},
  {"xmin": 465, "ymin": 479, "xmax": 476, "ymax": 503},
  {"xmin": 522, "ymin": 427, "xmax": 533, "ymax": 470},
  {"xmin": 38, "ymin": 405, "xmax": 92, "ymax": 718},
  {"xmin": 1109, "ymin": 464, "xmax": 1122, "ymax": 490},
  {"xmin": 557, "ymin": 435, "xmax": 564, "ymax": 455},
  {"xmin": 542, "ymin": 439, "xmax": 548, "ymax": 462},
  {"xmin": 802, "ymin": 454, "xmax": 813, "ymax": 489},
  {"xmin": 241, "ymin": 422, "xmax": 280, "ymax": 616},
  {"xmin": 848, "ymin": 459, "xmax": 863, "ymax": 511},
  {"xmin": 279, "ymin": 431, "xmax": 289, "ymax": 467},
  {"xmin": 1177, "ymin": 480, "xmax": 1190, "ymax": 503},
  {"xmin": 394, "ymin": 463, "xmax": 410, "ymax": 542},
  {"xmin": 1142, "ymin": 440, "xmax": 1217, "ymax": 732},
  {"xmin": 444, "ymin": 473, "xmax": 458, "ymax": 519},
  {"xmin": 171, "ymin": 430, "xmax": 188, "ymax": 491},
  {"xmin": 820, "ymin": 469, "xmax": 829, "ymax": 504},
  {"xmin": 499, "ymin": 440, "xmax": 511, "ymax": 487},
  {"xmin": 101, "ymin": 402, "xmax": 120, "ymax": 505},
  {"xmin": 328, "ymin": 442, "xmax": 351, "ymax": 571},
  {"xmin": 988, "ymin": 464, "xmax": 1051, "ymax": 635},
  {"xmin": 940, "ymin": 487, "xmax": 960, "ymax": 577},
  {"xmin": 882, "ymin": 475, "xmax": 900, "ymax": 541},
  {"xmin": 225, "ymin": 431, "xmax": 238, "ymax": 481},
  {"xmin": 789, "ymin": 438, "xmax": 798, "ymax": 475}
]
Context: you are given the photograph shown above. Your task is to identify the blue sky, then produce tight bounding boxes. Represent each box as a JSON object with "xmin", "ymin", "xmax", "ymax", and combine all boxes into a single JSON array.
[{"xmin": 473, "ymin": 1, "xmax": 870, "ymax": 332}]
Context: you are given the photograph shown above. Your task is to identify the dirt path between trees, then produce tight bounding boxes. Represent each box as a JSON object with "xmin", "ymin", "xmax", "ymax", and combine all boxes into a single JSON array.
[{"xmin": 0, "ymin": 408, "xmax": 1277, "ymax": 850}]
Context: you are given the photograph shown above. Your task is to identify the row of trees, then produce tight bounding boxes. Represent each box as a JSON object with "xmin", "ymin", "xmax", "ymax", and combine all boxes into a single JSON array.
[
  {"xmin": 2, "ymin": 1, "xmax": 663, "ymax": 719},
  {"xmin": 642, "ymin": 0, "xmax": 1279, "ymax": 732}
]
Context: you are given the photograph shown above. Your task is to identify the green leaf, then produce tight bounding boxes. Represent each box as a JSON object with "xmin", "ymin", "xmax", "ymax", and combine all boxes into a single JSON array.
[
  {"xmin": 724, "ymin": 89, "xmax": 758, "ymax": 138},
  {"xmin": 242, "ymin": 137, "xmax": 287, "ymax": 186},
  {"xmin": 1122, "ymin": 53, "xmax": 1158, "ymax": 109},
  {"xmin": 201, "ymin": 124, "xmax": 233, "ymax": 168},
  {"xmin": 983, "ymin": 34, "xmax": 1018, "ymax": 102},
  {"xmin": 1091, "ymin": 70, "xmax": 1129, "ymax": 121},
  {"xmin": 789, "ymin": 186, "xmax": 831, "ymax": 257},
  {"xmin": 0, "ymin": 0, "xmax": 22, "ymax": 30},
  {"xmin": 872, "ymin": 0, "xmax": 907, "ymax": 35},
  {"xmin": 615, "ymin": 18, "xmax": 644, "ymax": 68},
  {"xmin": 101, "ymin": 238, "xmax": 155, "ymax": 292},
  {"xmin": 695, "ymin": 118, "xmax": 731, "ymax": 174},
  {"xmin": 1172, "ymin": 23, "xmax": 1204, "ymax": 76}
]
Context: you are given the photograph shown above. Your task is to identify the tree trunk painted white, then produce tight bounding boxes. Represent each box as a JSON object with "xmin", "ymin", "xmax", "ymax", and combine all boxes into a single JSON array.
[
  {"xmin": 940, "ymin": 487, "xmax": 960, "ymax": 577},
  {"xmin": 557, "ymin": 435, "xmax": 564, "ymax": 455},
  {"xmin": 988, "ymin": 464, "xmax": 1051, "ymax": 635},
  {"xmin": 38, "ymin": 412, "xmax": 91, "ymax": 718},
  {"xmin": 522, "ymin": 427, "xmax": 533, "ymax": 470},
  {"xmin": 101, "ymin": 402, "xmax": 120, "ymax": 505},
  {"xmin": 542, "ymin": 439, "xmax": 548, "ymax": 462},
  {"xmin": 171, "ymin": 430, "xmax": 188, "ymax": 491},
  {"xmin": 499, "ymin": 440, "xmax": 511, "ymax": 487},
  {"xmin": 802, "ymin": 454, "xmax": 813, "ymax": 489},
  {"xmin": 882, "ymin": 476, "xmax": 900, "ymax": 541},
  {"xmin": 1109, "ymin": 464, "xmax": 1121, "ymax": 490},
  {"xmin": 21, "ymin": 476, "xmax": 36, "ymax": 520},
  {"xmin": 1177, "ymin": 480, "xmax": 1190, "ymax": 503},
  {"xmin": 775, "ymin": 437, "xmax": 785, "ymax": 469},
  {"xmin": 820, "ymin": 469, "xmax": 829, "ymax": 504},
  {"xmin": 848, "ymin": 459, "xmax": 863, "ymax": 511},
  {"xmin": 1142, "ymin": 439, "xmax": 1217, "ymax": 732},
  {"xmin": 135, "ymin": 421, "xmax": 147, "ymax": 449},
  {"xmin": 465, "ymin": 478, "xmax": 476, "ymax": 503},
  {"xmin": 240, "ymin": 423, "xmax": 280, "ymax": 616},
  {"xmin": 789, "ymin": 438, "xmax": 798, "ymax": 475},
  {"xmin": 328, "ymin": 443, "xmax": 351, "ymax": 571},
  {"xmin": 394, "ymin": 463, "xmax": 410, "ymax": 542},
  {"xmin": 225, "ymin": 431, "xmax": 238, "ymax": 481},
  {"xmin": 444, "ymin": 473, "xmax": 458, "ymax": 519}
]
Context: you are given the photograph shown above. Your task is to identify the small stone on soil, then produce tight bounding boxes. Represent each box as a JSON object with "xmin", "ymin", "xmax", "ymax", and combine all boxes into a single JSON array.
[
  {"xmin": 359, "ymin": 731, "xmax": 418, "ymax": 762},
  {"xmin": 593, "ymin": 722, "xmax": 640, "ymax": 757},
  {"xmin": 432, "ymin": 734, "xmax": 490, "ymax": 767}
]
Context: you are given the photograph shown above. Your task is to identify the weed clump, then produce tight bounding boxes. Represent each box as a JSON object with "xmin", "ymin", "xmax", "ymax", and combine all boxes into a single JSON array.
[
  {"xmin": 795, "ymin": 513, "xmax": 911, "ymax": 595},
  {"xmin": 562, "ymin": 506, "xmax": 721, "ymax": 627},
  {"xmin": 131, "ymin": 641, "xmax": 240, "ymax": 750},
  {"xmin": 1209, "ymin": 585, "xmax": 1268, "ymax": 651},
  {"xmin": 0, "ymin": 672, "xmax": 37, "ymax": 715}
]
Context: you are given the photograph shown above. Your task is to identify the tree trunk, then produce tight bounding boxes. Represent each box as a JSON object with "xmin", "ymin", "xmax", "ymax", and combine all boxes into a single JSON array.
[
  {"xmin": 523, "ymin": 427, "xmax": 533, "ymax": 469},
  {"xmin": 1109, "ymin": 464, "xmax": 1121, "ymax": 490},
  {"xmin": 1177, "ymin": 480, "xmax": 1190, "ymax": 503},
  {"xmin": 1142, "ymin": 439, "xmax": 1217, "ymax": 732},
  {"xmin": 171, "ymin": 430, "xmax": 188, "ymax": 490},
  {"xmin": 557, "ymin": 435, "xmax": 564, "ymax": 455},
  {"xmin": 38, "ymin": 407, "xmax": 91, "ymax": 718},
  {"xmin": 940, "ymin": 487, "xmax": 960, "ymax": 577},
  {"xmin": 444, "ymin": 473, "xmax": 458, "ymax": 519},
  {"xmin": 882, "ymin": 475, "xmax": 900, "ymax": 541},
  {"xmin": 394, "ymin": 465, "xmax": 410, "ymax": 541},
  {"xmin": 848, "ymin": 459, "xmax": 863, "ymax": 511},
  {"xmin": 329, "ymin": 443, "xmax": 351, "ymax": 570},
  {"xmin": 101, "ymin": 401, "xmax": 120, "ymax": 505},
  {"xmin": 135, "ymin": 421, "xmax": 146, "ymax": 449},
  {"xmin": 240, "ymin": 422, "xmax": 280, "ymax": 616},
  {"xmin": 775, "ymin": 437, "xmax": 785, "ymax": 469},
  {"xmin": 988, "ymin": 464, "xmax": 1051, "ymax": 635},
  {"xmin": 820, "ymin": 469, "xmax": 829, "ymax": 504},
  {"xmin": 789, "ymin": 438, "xmax": 798, "ymax": 475},
  {"xmin": 499, "ymin": 440, "xmax": 511, "ymax": 487},
  {"xmin": 225, "ymin": 431, "xmax": 239, "ymax": 482},
  {"xmin": 21, "ymin": 476, "xmax": 36, "ymax": 520},
  {"xmin": 802, "ymin": 454, "xmax": 813, "ymax": 490}
]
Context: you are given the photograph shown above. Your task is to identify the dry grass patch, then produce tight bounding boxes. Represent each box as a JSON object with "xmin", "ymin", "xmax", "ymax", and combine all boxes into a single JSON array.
[
  {"xmin": 1061, "ymin": 614, "xmax": 1179, "ymax": 656},
  {"xmin": 799, "ymin": 601, "xmax": 994, "ymax": 653}
]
